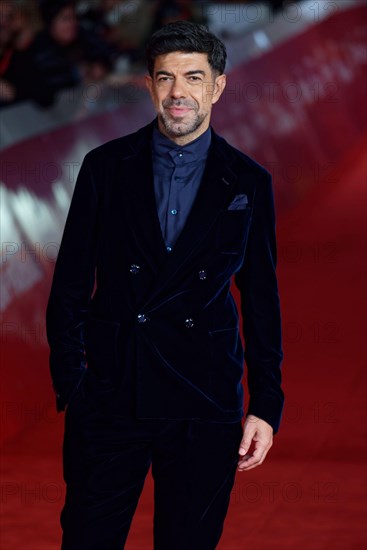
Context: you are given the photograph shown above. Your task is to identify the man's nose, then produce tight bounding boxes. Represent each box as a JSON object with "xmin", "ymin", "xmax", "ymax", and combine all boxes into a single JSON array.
[{"xmin": 170, "ymin": 78, "xmax": 187, "ymax": 98}]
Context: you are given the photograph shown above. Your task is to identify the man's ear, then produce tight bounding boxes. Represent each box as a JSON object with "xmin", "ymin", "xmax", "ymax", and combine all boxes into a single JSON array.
[
  {"xmin": 145, "ymin": 74, "xmax": 153, "ymax": 97},
  {"xmin": 212, "ymin": 74, "xmax": 226, "ymax": 105}
]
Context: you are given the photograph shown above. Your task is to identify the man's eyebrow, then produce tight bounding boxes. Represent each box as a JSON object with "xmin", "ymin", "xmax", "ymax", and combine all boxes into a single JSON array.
[
  {"xmin": 155, "ymin": 70, "xmax": 174, "ymax": 77},
  {"xmin": 185, "ymin": 70, "xmax": 206, "ymax": 76},
  {"xmin": 155, "ymin": 69, "xmax": 206, "ymax": 77}
]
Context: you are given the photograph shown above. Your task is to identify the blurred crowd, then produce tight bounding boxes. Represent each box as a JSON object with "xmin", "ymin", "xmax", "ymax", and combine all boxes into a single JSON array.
[
  {"xmin": 0, "ymin": 0, "xmax": 208, "ymax": 109},
  {"xmin": 0, "ymin": 0, "xmax": 296, "ymax": 110}
]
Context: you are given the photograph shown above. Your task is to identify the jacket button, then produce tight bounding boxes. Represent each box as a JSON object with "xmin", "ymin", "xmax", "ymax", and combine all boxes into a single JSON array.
[
  {"xmin": 130, "ymin": 264, "xmax": 140, "ymax": 274},
  {"xmin": 185, "ymin": 318, "xmax": 194, "ymax": 328},
  {"xmin": 198, "ymin": 269, "xmax": 207, "ymax": 280},
  {"xmin": 137, "ymin": 313, "xmax": 148, "ymax": 324}
]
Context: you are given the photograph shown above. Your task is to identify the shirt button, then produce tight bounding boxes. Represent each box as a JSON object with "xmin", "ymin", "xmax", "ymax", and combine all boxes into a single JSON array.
[
  {"xmin": 185, "ymin": 318, "xmax": 194, "ymax": 329},
  {"xmin": 137, "ymin": 313, "xmax": 148, "ymax": 324},
  {"xmin": 170, "ymin": 209, "xmax": 178, "ymax": 215},
  {"xmin": 166, "ymin": 246, "xmax": 172, "ymax": 252},
  {"xmin": 129, "ymin": 264, "xmax": 140, "ymax": 275},
  {"xmin": 198, "ymin": 269, "xmax": 207, "ymax": 280},
  {"xmin": 178, "ymin": 152, "xmax": 183, "ymax": 157}
]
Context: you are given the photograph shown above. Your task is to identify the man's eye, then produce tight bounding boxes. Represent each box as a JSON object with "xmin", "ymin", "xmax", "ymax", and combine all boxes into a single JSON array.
[
  {"xmin": 158, "ymin": 77, "xmax": 171, "ymax": 82},
  {"xmin": 189, "ymin": 76, "xmax": 201, "ymax": 81}
]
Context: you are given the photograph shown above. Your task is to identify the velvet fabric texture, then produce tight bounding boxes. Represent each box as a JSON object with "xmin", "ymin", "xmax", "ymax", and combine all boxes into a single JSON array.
[
  {"xmin": 61, "ymin": 389, "xmax": 243, "ymax": 549},
  {"xmin": 46, "ymin": 119, "xmax": 284, "ymax": 432}
]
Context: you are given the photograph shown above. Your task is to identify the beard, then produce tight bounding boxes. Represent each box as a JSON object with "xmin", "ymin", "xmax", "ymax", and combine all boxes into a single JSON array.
[{"xmin": 158, "ymin": 99, "xmax": 208, "ymax": 138}]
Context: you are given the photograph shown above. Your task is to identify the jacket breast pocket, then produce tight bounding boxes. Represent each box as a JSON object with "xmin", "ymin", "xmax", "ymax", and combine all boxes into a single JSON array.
[{"xmin": 215, "ymin": 207, "xmax": 252, "ymax": 254}]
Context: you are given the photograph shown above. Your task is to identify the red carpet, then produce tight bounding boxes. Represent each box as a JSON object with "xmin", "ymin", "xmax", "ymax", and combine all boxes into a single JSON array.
[{"xmin": 1, "ymin": 138, "xmax": 366, "ymax": 549}]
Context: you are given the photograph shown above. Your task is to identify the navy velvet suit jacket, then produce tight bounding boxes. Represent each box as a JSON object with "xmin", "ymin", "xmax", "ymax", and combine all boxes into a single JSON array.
[{"xmin": 46, "ymin": 119, "xmax": 284, "ymax": 433}]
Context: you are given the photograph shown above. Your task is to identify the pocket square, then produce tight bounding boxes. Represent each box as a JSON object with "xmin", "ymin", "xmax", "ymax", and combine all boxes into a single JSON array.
[{"xmin": 227, "ymin": 194, "xmax": 248, "ymax": 210}]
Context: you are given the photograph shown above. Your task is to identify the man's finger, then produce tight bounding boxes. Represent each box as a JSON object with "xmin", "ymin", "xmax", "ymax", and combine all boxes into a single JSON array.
[
  {"xmin": 238, "ymin": 435, "xmax": 253, "ymax": 456},
  {"xmin": 238, "ymin": 452, "xmax": 266, "ymax": 470},
  {"xmin": 237, "ymin": 441, "xmax": 271, "ymax": 471},
  {"xmin": 238, "ymin": 420, "xmax": 257, "ymax": 456}
]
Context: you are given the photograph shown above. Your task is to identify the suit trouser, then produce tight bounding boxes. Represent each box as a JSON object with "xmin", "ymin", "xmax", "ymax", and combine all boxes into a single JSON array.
[{"xmin": 61, "ymin": 384, "xmax": 243, "ymax": 550}]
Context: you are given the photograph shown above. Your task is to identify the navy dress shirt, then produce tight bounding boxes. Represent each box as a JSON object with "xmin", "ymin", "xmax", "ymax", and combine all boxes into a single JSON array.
[{"xmin": 151, "ymin": 123, "xmax": 212, "ymax": 253}]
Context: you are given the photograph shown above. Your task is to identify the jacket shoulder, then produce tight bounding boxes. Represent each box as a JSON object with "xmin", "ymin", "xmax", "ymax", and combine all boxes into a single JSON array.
[
  {"xmin": 214, "ymin": 132, "xmax": 271, "ymax": 180},
  {"xmin": 83, "ymin": 122, "xmax": 152, "ymax": 165}
]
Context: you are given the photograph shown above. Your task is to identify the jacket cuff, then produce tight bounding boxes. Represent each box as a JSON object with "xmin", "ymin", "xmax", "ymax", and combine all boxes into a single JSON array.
[
  {"xmin": 53, "ymin": 368, "xmax": 87, "ymax": 413},
  {"xmin": 56, "ymin": 394, "xmax": 67, "ymax": 413},
  {"xmin": 246, "ymin": 392, "xmax": 284, "ymax": 434}
]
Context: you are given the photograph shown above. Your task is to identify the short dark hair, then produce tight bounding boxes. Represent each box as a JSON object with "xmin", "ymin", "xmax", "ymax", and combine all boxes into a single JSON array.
[{"xmin": 145, "ymin": 21, "xmax": 227, "ymax": 77}]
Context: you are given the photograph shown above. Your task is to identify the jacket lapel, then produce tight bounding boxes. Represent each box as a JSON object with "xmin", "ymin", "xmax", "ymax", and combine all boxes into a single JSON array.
[
  {"xmin": 149, "ymin": 139, "xmax": 238, "ymax": 300},
  {"xmin": 121, "ymin": 121, "xmax": 239, "ymax": 307},
  {"xmin": 121, "ymin": 138, "xmax": 169, "ymax": 273}
]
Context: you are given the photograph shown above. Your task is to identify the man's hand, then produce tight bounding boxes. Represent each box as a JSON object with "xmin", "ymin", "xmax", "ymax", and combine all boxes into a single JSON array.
[{"xmin": 237, "ymin": 414, "xmax": 273, "ymax": 471}]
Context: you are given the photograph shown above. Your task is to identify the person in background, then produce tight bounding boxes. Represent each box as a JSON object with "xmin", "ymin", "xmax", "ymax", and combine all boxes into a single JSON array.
[
  {"xmin": 152, "ymin": 0, "xmax": 205, "ymax": 32},
  {"xmin": 0, "ymin": 0, "xmax": 53, "ymax": 108},
  {"xmin": 32, "ymin": 0, "xmax": 114, "ymax": 96},
  {"xmin": 77, "ymin": 0, "xmax": 113, "ymax": 45},
  {"xmin": 90, "ymin": 0, "xmax": 157, "ymax": 70}
]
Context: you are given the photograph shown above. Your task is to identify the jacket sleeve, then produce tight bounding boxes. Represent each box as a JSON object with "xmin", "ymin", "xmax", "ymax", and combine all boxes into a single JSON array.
[
  {"xmin": 46, "ymin": 154, "xmax": 98, "ymax": 412},
  {"xmin": 234, "ymin": 172, "xmax": 284, "ymax": 433}
]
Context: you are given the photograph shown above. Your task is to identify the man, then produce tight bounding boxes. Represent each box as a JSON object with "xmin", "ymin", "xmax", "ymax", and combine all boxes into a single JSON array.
[{"xmin": 46, "ymin": 20, "xmax": 284, "ymax": 550}]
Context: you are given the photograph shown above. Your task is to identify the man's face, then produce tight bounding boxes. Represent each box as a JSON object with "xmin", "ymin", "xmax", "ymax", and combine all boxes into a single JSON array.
[{"xmin": 145, "ymin": 51, "xmax": 226, "ymax": 144}]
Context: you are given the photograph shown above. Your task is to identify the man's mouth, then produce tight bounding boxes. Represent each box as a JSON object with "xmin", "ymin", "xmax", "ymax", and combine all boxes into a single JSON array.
[{"xmin": 166, "ymin": 107, "xmax": 192, "ymax": 117}]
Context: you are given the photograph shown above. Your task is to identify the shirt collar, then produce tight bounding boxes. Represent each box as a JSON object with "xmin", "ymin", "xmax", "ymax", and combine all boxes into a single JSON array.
[{"xmin": 151, "ymin": 120, "xmax": 212, "ymax": 166}]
